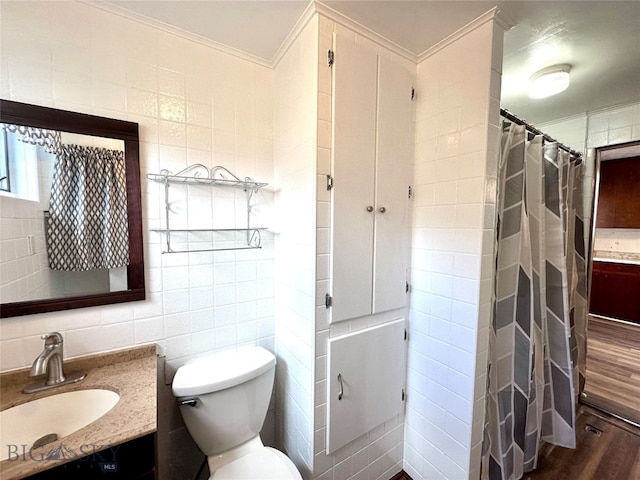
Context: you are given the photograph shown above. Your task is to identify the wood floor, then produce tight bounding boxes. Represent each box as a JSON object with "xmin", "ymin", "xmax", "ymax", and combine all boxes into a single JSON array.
[
  {"xmin": 526, "ymin": 316, "xmax": 640, "ymax": 480},
  {"xmin": 524, "ymin": 405, "xmax": 640, "ymax": 480},
  {"xmin": 582, "ymin": 316, "xmax": 640, "ymax": 425},
  {"xmin": 393, "ymin": 406, "xmax": 640, "ymax": 480}
]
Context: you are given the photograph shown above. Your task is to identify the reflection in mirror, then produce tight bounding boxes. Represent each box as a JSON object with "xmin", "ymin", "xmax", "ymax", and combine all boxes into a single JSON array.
[
  {"xmin": 1, "ymin": 127, "xmax": 128, "ymax": 302},
  {"xmin": 0, "ymin": 100, "xmax": 145, "ymax": 318}
]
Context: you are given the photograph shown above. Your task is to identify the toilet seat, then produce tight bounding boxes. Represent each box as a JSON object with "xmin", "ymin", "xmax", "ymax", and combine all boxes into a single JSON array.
[{"xmin": 211, "ymin": 447, "xmax": 301, "ymax": 480}]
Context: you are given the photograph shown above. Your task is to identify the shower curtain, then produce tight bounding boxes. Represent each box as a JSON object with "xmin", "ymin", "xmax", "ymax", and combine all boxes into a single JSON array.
[
  {"xmin": 47, "ymin": 144, "xmax": 129, "ymax": 271},
  {"xmin": 481, "ymin": 121, "xmax": 588, "ymax": 480}
]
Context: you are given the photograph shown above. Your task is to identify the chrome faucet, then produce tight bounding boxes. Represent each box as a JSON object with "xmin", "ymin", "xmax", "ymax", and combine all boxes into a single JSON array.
[
  {"xmin": 30, "ymin": 332, "xmax": 66, "ymax": 383},
  {"xmin": 24, "ymin": 332, "xmax": 85, "ymax": 394}
]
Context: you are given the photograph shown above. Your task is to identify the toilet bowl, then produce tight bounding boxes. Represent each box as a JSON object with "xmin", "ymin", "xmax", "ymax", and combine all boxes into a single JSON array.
[{"xmin": 172, "ymin": 346, "xmax": 301, "ymax": 480}]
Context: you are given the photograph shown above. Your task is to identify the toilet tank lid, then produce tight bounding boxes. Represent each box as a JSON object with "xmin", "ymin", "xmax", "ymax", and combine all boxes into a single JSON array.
[{"xmin": 172, "ymin": 346, "xmax": 276, "ymax": 397}]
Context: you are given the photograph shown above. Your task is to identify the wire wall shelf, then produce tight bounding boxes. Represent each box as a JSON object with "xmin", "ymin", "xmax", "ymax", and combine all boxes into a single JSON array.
[
  {"xmin": 147, "ymin": 165, "xmax": 269, "ymax": 254},
  {"xmin": 147, "ymin": 164, "xmax": 268, "ymax": 190}
]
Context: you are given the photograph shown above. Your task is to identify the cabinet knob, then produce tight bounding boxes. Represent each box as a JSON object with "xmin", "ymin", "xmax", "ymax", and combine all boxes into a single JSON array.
[
  {"xmin": 366, "ymin": 206, "xmax": 374, "ymax": 212},
  {"xmin": 379, "ymin": 206, "xmax": 387, "ymax": 213}
]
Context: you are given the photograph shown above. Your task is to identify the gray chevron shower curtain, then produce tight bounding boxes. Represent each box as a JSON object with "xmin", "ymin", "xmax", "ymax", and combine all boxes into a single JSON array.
[{"xmin": 481, "ymin": 121, "xmax": 588, "ymax": 480}]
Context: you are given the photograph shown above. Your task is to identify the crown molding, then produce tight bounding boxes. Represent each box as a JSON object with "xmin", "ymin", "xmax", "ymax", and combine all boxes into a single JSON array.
[
  {"xmin": 83, "ymin": 0, "xmax": 273, "ymax": 68},
  {"xmin": 494, "ymin": 8, "xmax": 517, "ymax": 33},
  {"xmin": 269, "ymin": 1, "xmax": 318, "ymax": 68},
  {"xmin": 313, "ymin": 1, "xmax": 418, "ymax": 64},
  {"xmin": 82, "ymin": 1, "xmax": 516, "ymax": 71},
  {"xmin": 418, "ymin": 6, "xmax": 516, "ymax": 63}
]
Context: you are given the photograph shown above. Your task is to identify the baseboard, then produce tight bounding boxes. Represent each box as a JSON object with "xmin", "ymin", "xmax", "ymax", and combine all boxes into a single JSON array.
[{"xmin": 580, "ymin": 395, "xmax": 640, "ymax": 429}]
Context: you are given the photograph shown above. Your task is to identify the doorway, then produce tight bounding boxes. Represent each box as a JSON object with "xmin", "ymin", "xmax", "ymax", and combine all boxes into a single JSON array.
[{"xmin": 581, "ymin": 140, "xmax": 640, "ymax": 426}]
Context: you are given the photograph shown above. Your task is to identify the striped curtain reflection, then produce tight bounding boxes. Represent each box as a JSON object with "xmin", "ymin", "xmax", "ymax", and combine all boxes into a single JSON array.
[
  {"xmin": 47, "ymin": 144, "xmax": 129, "ymax": 271},
  {"xmin": 481, "ymin": 121, "xmax": 588, "ymax": 480}
]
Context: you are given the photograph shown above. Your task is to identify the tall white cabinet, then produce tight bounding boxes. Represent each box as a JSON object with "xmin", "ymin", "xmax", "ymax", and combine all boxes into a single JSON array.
[{"xmin": 329, "ymin": 33, "xmax": 414, "ymax": 324}]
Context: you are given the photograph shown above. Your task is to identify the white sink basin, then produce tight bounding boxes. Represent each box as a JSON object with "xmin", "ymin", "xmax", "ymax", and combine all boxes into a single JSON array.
[{"xmin": 0, "ymin": 389, "xmax": 120, "ymax": 462}]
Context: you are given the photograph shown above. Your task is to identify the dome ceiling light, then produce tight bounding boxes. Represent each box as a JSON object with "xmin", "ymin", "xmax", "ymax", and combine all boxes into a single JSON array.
[{"xmin": 529, "ymin": 64, "xmax": 572, "ymax": 99}]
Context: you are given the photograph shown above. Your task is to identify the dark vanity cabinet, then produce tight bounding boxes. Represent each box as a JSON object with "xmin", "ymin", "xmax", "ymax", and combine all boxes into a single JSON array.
[
  {"xmin": 590, "ymin": 261, "xmax": 640, "ymax": 324},
  {"xmin": 26, "ymin": 433, "xmax": 156, "ymax": 480}
]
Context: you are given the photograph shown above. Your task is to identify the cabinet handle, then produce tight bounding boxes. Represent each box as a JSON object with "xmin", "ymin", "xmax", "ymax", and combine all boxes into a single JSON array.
[
  {"xmin": 366, "ymin": 206, "xmax": 374, "ymax": 212},
  {"xmin": 337, "ymin": 373, "xmax": 344, "ymax": 400},
  {"xmin": 379, "ymin": 206, "xmax": 386, "ymax": 213}
]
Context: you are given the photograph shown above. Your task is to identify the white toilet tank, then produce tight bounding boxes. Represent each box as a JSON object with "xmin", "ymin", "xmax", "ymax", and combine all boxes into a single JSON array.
[{"xmin": 172, "ymin": 346, "xmax": 276, "ymax": 456}]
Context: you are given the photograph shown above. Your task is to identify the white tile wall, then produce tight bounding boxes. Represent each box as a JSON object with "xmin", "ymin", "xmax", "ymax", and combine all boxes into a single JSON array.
[
  {"xmin": 586, "ymin": 103, "xmax": 640, "ymax": 148},
  {"xmin": 0, "ymin": 137, "xmax": 56, "ymax": 304},
  {"xmin": 0, "ymin": 4, "xmax": 521, "ymax": 480},
  {"xmin": 537, "ymin": 114, "xmax": 588, "ymax": 154},
  {"xmin": 538, "ymin": 101, "xmax": 640, "ymax": 256},
  {"xmin": 273, "ymin": 16, "xmax": 319, "ymax": 479},
  {"xmin": 589, "ymin": 103, "xmax": 640, "ymax": 255},
  {"xmin": 0, "ymin": 194, "xmax": 51, "ymax": 304},
  {"xmin": 406, "ymin": 18, "xmax": 503, "ymax": 480},
  {"xmin": 0, "ymin": 1, "xmax": 276, "ymax": 391}
]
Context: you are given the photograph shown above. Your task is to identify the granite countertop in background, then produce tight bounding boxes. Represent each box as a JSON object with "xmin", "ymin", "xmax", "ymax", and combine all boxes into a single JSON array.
[
  {"xmin": 593, "ymin": 250, "xmax": 640, "ymax": 265},
  {"xmin": 0, "ymin": 344, "xmax": 157, "ymax": 479}
]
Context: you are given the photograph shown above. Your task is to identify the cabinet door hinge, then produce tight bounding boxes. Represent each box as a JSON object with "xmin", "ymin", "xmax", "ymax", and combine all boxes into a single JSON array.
[
  {"xmin": 326, "ymin": 175, "xmax": 334, "ymax": 190},
  {"xmin": 411, "ymin": 87, "xmax": 415, "ymax": 101},
  {"xmin": 408, "ymin": 185, "xmax": 413, "ymax": 199},
  {"xmin": 402, "ymin": 389, "xmax": 406, "ymax": 401},
  {"xmin": 328, "ymin": 50, "xmax": 335, "ymax": 67},
  {"xmin": 325, "ymin": 293, "xmax": 332, "ymax": 308}
]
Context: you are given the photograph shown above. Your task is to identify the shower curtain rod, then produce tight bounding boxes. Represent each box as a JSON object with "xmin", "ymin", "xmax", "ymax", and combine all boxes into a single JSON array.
[{"xmin": 500, "ymin": 108, "xmax": 582, "ymax": 159}]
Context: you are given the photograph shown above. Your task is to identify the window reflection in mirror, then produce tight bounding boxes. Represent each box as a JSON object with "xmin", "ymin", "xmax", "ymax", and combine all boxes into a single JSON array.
[
  {"xmin": 0, "ymin": 99, "xmax": 145, "ymax": 318},
  {"xmin": 0, "ymin": 128, "xmax": 10, "ymax": 192},
  {"xmin": 0, "ymin": 126, "xmax": 129, "ymax": 303}
]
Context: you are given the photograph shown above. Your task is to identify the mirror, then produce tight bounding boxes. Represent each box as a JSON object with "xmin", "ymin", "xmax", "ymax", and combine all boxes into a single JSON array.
[{"xmin": 0, "ymin": 100, "xmax": 145, "ymax": 317}]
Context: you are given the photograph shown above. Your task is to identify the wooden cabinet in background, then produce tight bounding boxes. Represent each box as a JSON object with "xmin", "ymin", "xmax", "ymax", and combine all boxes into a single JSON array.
[
  {"xmin": 596, "ymin": 156, "xmax": 640, "ymax": 228},
  {"xmin": 590, "ymin": 261, "xmax": 640, "ymax": 324}
]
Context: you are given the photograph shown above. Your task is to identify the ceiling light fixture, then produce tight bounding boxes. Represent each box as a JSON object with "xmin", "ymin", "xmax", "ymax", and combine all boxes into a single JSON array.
[{"xmin": 529, "ymin": 64, "xmax": 571, "ymax": 99}]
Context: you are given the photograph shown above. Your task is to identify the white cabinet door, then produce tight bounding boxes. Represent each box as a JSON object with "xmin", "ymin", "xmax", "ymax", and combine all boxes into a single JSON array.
[
  {"xmin": 330, "ymin": 35, "xmax": 413, "ymax": 323},
  {"xmin": 330, "ymin": 33, "xmax": 378, "ymax": 323},
  {"xmin": 326, "ymin": 318, "xmax": 406, "ymax": 453},
  {"xmin": 373, "ymin": 57, "xmax": 413, "ymax": 314}
]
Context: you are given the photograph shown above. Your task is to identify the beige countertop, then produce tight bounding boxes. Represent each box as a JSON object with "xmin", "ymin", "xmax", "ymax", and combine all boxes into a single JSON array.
[
  {"xmin": 0, "ymin": 344, "xmax": 157, "ymax": 480},
  {"xmin": 593, "ymin": 250, "xmax": 640, "ymax": 265}
]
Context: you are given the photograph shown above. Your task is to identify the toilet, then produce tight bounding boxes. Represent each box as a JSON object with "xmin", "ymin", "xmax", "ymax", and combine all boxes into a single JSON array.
[{"xmin": 172, "ymin": 346, "xmax": 302, "ymax": 480}]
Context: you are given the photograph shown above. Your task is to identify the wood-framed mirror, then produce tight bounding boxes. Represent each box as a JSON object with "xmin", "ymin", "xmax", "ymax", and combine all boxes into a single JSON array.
[{"xmin": 0, "ymin": 99, "xmax": 145, "ymax": 317}]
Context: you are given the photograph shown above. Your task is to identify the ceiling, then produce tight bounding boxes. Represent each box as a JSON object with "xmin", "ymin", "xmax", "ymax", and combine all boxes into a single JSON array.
[{"xmin": 105, "ymin": 0, "xmax": 640, "ymax": 125}]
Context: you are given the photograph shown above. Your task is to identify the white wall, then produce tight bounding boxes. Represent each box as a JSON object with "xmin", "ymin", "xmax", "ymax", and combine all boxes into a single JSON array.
[
  {"xmin": 1, "ymin": 3, "xmax": 512, "ymax": 480},
  {"xmin": 539, "ymin": 102, "xmax": 640, "ymax": 255},
  {"xmin": 0, "ymin": 137, "xmax": 53, "ymax": 303},
  {"xmin": 0, "ymin": 0, "xmax": 277, "ymax": 391},
  {"xmin": 0, "ymin": 193, "xmax": 51, "ymax": 302},
  {"xmin": 1, "ymin": 3, "xmax": 277, "ymax": 477},
  {"xmin": 585, "ymin": 103, "xmax": 640, "ymax": 149},
  {"xmin": 406, "ymin": 17, "xmax": 503, "ymax": 480},
  {"xmin": 536, "ymin": 114, "xmax": 588, "ymax": 154},
  {"xmin": 273, "ymin": 15, "xmax": 319, "ymax": 479}
]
